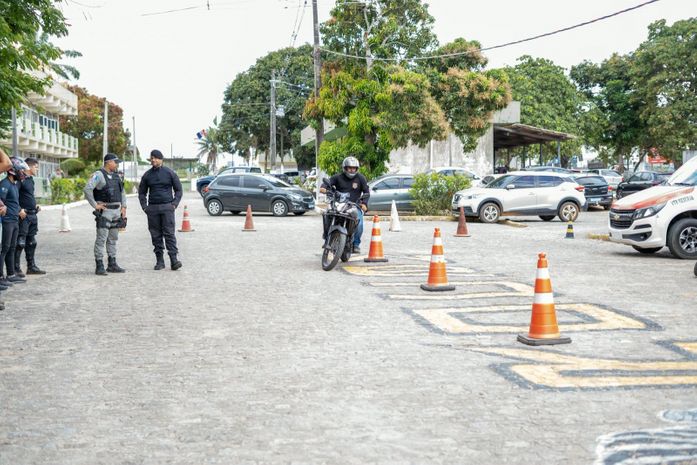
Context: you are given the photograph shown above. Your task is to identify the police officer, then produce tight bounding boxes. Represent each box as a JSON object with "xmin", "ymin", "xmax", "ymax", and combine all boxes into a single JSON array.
[
  {"xmin": 84, "ymin": 153, "xmax": 127, "ymax": 275},
  {"xmin": 320, "ymin": 156, "xmax": 370, "ymax": 254},
  {"xmin": 15, "ymin": 157, "xmax": 46, "ymax": 277},
  {"xmin": 138, "ymin": 149, "xmax": 183, "ymax": 270},
  {"xmin": 0, "ymin": 157, "xmax": 29, "ymax": 286}
]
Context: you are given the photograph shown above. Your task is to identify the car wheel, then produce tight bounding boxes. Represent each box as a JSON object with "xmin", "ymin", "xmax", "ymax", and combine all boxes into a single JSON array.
[
  {"xmin": 479, "ymin": 202, "xmax": 500, "ymax": 223},
  {"xmin": 667, "ymin": 218, "xmax": 697, "ymax": 259},
  {"xmin": 271, "ymin": 200, "xmax": 289, "ymax": 217},
  {"xmin": 632, "ymin": 246, "xmax": 663, "ymax": 254},
  {"xmin": 603, "ymin": 205, "xmax": 611, "ymax": 210},
  {"xmin": 230, "ymin": 210, "xmax": 241, "ymax": 215},
  {"xmin": 558, "ymin": 201, "xmax": 579, "ymax": 222},
  {"xmin": 539, "ymin": 215, "xmax": 555, "ymax": 222},
  {"xmin": 294, "ymin": 212, "xmax": 306, "ymax": 216},
  {"xmin": 206, "ymin": 199, "xmax": 223, "ymax": 216}
]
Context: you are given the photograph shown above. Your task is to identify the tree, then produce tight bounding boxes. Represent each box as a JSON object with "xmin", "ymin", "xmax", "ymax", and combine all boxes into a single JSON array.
[
  {"xmin": 0, "ymin": 1, "xmax": 74, "ymax": 136},
  {"xmin": 631, "ymin": 18, "xmax": 697, "ymax": 160},
  {"xmin": 59, "ymin": 85, "xmax": 131, "ymax": 163},
  {"xmin": 306, "ymin": 1, "xmax": 511, "ymax": 178},
  {"xmin": 196, "ymin": 119, "xmax": 222, "ymax": 173},
  {"xmin": 219, "ymin": 45, "xmax": 315, "ymax": 170},
  {"xmin": 503, "ymin": 56, "xmax": 583, "ymax": 167}
]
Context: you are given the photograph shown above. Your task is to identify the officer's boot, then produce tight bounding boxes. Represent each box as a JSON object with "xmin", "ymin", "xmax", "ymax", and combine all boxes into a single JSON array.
[
  {"xmin": 95, "ymin": 259, "xmax": 107, "ymax": 276},
  {"xmin": 154, "ymin": 252, "xmax": 165, "ymax": 271},
  {"xmin": 106, "ymin": 256, "xmax": 126, "ymax": 273},
  {"xmin": 169, "ymin": 253, "xmax": 182, "ymax": 271},
  {"xmin": 14, "ymin": 246, "xmax": 25, "ymax": 278},
  {"xmin": 25, "ymin": 245, "xmax": 46, "ymax": 275}
]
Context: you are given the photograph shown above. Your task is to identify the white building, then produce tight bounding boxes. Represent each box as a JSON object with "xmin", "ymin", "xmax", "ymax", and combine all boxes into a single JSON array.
[{"xmin": 0, "ymin": 71, "xmax": 79, "ymax": 178}]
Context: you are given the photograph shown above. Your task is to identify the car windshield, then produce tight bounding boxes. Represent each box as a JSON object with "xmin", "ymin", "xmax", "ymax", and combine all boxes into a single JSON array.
[
  {"xmin": 486, "ymin": 174, "xmax": 516, "ymax": 188},
  {"xmin": 262, "ymin": 175, "xmax": 292, "ymax": 187},
  {"xmin": 666, "ymin": 157, "xmax": 697, "ymax": 186}
]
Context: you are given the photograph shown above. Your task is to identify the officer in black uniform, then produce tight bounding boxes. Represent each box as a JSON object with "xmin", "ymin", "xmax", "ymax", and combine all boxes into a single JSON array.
[
  {"xmin": 15, "ymin": 157, "xmax": 46, "ymax": 277},
  {"xmin": 0, "ymin": 157, "xmax": 29, "ymax": 286},
  {"xmin": 138, "ymin": 149, "xmax": 183, "ymax": 270}
]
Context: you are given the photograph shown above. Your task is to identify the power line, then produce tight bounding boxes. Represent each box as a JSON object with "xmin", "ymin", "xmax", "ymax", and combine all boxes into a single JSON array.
[{"xmin": 320, "ymin": 0, "xmax": 661, "ymax": 62}]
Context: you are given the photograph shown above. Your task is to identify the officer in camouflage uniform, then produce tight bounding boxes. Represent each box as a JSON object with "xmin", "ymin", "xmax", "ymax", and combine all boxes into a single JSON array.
[{"xmin": 84, "ymin": 153, "xmax": 127, "ymax": 275}]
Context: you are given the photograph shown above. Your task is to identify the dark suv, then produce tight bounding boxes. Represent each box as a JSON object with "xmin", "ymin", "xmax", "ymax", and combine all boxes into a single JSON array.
[
  {"xmin": 571, "ymin": 175, "xmax": 613, "ymax": 209},
  {"xmin": 203, "ymin": 173, "xmax": 314, "ymax": 216},
  {"xmin": 197, "ymin": 166, "xmax": 262, "ymax": 196}
]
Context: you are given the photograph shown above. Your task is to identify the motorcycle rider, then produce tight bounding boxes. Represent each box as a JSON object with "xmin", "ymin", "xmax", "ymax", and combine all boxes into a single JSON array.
[{"xmin": 320, "ymin": 156, "xmax": 370, "ymax": 254}]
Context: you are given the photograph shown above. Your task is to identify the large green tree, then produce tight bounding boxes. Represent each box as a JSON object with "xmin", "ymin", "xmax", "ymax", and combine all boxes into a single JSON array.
[
  {"xmin": 219, "ymin": 45, "xmax": 315, "ymax": 170},
  {"xmin": 60, "ymin": 85, "xmax": 130, "ymax": 163},
  {"xmin": 503, "ymin": 56, "xmax": 583, "ymax": 167},
  {"xmin": 0, "ymin": 0, "xmax": 74, "ymax": 136},
  {"xmin": 308, "ymin": 1, "xmax": 511, "ymax": 179}
]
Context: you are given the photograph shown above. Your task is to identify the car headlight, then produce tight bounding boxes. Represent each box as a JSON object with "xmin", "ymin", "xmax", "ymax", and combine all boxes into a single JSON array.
[
  {"xmin": 634, "ymin": 202, "xmax": 666, "ymax": 219},
  {"xmin": 288, "ymin": 193, "xmax": 303, "ymax": 201},
  {"xmin": 465, "ymin": 193, "xmax": 482, "ymax": 200}
]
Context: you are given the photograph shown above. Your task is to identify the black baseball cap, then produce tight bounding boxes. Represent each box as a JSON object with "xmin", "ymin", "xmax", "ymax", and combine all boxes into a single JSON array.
[
  {"xmin": 149, "ymin": 149, "xmax": 164, "ymax": 160},
  {"xmin": 104, "ymin": 153, "xmax": 121, "ymax": 163}
]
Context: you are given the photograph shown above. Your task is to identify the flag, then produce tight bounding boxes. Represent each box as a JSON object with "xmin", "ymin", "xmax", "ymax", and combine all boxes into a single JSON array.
[{"xmin": 196, "ymin": 128, "xmax": 208, "ymax": 140}]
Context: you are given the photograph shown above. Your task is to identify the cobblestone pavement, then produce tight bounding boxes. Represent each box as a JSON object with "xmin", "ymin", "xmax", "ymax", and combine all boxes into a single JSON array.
[{"xmin": 1, "ymin": 194, "xmax": 696, "ymax": 464}]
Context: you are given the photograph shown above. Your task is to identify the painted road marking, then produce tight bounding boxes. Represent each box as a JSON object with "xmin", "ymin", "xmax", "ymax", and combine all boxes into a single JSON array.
[
  {"xmin": 463, "ymin": 341, "xmax": 697, "ymax": 390},
  {"xmin": 343, "ymin": 264, "xmax": 478, "ymax": 277},
  {"xmin": 367, "ymin": 279, "xmax": 497, "ymax": 287},
  {"xmin": 412, "ymin": 303, "xmax": 649, "ymax": 334},
  {"xmin": 385, "ymin": 281, "xmax": 533, "ymax": 300}
]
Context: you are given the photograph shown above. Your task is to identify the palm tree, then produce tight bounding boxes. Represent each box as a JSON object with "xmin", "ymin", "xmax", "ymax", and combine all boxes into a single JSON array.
[{"xmin": 196, "ymin": 118, "xmax": 222, "ymax": 173}]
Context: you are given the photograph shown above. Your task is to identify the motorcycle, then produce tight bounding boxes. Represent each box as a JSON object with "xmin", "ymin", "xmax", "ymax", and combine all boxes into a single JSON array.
[{"xmin": 321, "ymin": 188, "xmax": 363, "ymax": 271}]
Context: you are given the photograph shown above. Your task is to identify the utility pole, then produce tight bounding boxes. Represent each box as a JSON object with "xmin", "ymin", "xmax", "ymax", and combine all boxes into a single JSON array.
[
  {"xmin": 270, "ymin": 69, "xmax": 277, "ymax": 172},
  {"xmin": 102, "ymin": 99, "xmax": 109, "ymax": 156},
  {"xmin": 10, "ymin": 108, "xmax": 18, "ymax": 157},
  {"xmin": 312, "ymin": 0, "xmax": 323, "ymax": 198},
  {"xmin": 132, "ymin": 116, "xmax": 137, "ymax": 182}
]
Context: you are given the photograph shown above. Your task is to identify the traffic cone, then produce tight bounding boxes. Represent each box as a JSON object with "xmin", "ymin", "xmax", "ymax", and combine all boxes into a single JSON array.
[
  {"xmin": 565, "ymin": 221, "xmax": 575, "ymax": 239},
  {"xmin": 365, "ymin": 215, "xmax": 388, "ymax": 263},
  {"xmin": 389, "ymin": 200, "xmax": 402, "ymax": 232},
  {"xmin": 242, "ymin": 205, "xmax": 256, "ymax": 232},
  {"xmin": 420, "ymin": 228, "xmax": 455, "ymax": 292},
  {"xmin": 178, "ymin": 205, "xmax": 194, "ymax": 232},
  {"xmin": 454, "ymin": 206, "xmax": 470, "ymax": 237},
  {"xmin": 517, "ymin": 253, "xmax": 571, "ymax": 346},
  {"xmin": 58, "ymin": 204, "xmax": 71, "ymax": 232}
]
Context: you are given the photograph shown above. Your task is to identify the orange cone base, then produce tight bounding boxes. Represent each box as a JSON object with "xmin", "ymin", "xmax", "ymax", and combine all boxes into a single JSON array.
[
  {"xmin": 420, "ymin": 283, "xmax": 456, "ymax": 292},
  {"xmin": 178, "ymin": 228, "xmax": 195, "ymax": 232},
  {"xmin": 517, "ymin": 334, "xmax": 571, "ymax": 346},
  {"xmin": 364, "ymin": 257, "xmax": 388, "ymax": 263},
  {"xmin": 454, "ymin": 232, "xmax": 471, "ymax": 237},
  {"xmin": 241, "ymin": 228, "xmax": 256, "ymax": 232}
]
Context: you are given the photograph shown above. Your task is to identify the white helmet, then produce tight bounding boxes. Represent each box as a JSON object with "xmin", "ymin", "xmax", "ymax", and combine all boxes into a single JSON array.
[{"xmin": 342, "ymin": 156, "xmax": 360, "ymax": 179}]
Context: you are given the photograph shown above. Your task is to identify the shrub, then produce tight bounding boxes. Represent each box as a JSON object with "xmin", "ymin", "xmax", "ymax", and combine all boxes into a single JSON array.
[
  {"xmin": 50, "ymin": 177, "xmax": 88, "ymax": 204},
  {"xmin": 60, "ymin": 158, "xmax": 85, "ymax": 176},
  {"xmin": 410, "ymin": 173, "xmax": 471, "ymax": 215}
]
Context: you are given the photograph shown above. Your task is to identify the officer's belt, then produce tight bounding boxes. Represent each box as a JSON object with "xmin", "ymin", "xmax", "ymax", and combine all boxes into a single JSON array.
[{"xmin": 104, "ymin": 203, "xmax": 121, "ymax": 209}]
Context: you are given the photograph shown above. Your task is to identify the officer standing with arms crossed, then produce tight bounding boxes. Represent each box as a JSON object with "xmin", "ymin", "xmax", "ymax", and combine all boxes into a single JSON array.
[
  {"xmin": 15, "ymin": 157, "xmax": 46, "ymax": 277},
  {"xmin": 138, "ymin": 149, "xmax": 183, "ymax": 271},
  {"xmin": 84, "ymin": 153, "xmax": 127, "ymax": 276}
]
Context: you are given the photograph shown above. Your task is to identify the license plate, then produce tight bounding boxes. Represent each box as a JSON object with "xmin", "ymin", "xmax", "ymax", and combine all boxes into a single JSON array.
[{"xmin": 589, "ymin": 197, "xmax": 600, "ymax": 204}]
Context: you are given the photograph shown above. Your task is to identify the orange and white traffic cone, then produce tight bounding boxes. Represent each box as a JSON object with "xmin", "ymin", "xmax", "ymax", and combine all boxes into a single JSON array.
[
  {"xmin": 454, "ymin": 206, "xmax": 470, "ymax": 237},
  {"xmin": 178, "ymin": 205, "xmax": 194, "ymax": 232},
  {"xmin": 420, "ymin": 228, "xmax": 455, "ymax": 292},
  {"xmin": 242, "ymin": 204, "xmax": 256, "ymax": 232},
  {"xmin": 364, "ymin": 215, "xmax": 388, "ymax": 263},
  {"xmin": 58, "ymin": 204, "xmax": 71, "ymax": 232},
  {"xmin": 517, "ymin": 253, "xmax": 571, "ymax": 346}
]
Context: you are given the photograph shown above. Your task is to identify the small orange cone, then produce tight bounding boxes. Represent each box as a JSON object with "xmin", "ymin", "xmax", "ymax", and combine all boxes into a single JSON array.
[
  {"xmin": 58, "ymin": 204, "xmax": 71, "ymax": 232},
  {"xmin": 421, "ymin": 228, "xmax": 455, "ymax": 292},
  {"xmin": 178, "ymin": 205, "xmax": 194, "ymax": 232},
  {"xmin": 242, "ymin": 204, "xmax": 256, "ymax": 232},
  {"xmin": 364, "ymin": 215, "xmax": 388, "ymax": 263},
  {"xmin": 517, "ymin": 253, "xmax": 571, "ymax": 346},
  {"xmin": 454, "ymin": 206, "xmax": 470, "ymax": 237}
]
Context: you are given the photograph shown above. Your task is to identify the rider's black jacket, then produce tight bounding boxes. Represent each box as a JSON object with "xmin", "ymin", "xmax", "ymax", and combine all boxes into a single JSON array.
[{"xmin": 322, "ymin": 172, "xmax": 370, "ymax": 206}]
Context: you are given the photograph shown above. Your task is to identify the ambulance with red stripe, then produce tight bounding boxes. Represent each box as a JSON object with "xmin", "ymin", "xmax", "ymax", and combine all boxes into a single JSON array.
[{"xmin": 609, "ymin": 156, "xmax": 697, "ymax": 258}]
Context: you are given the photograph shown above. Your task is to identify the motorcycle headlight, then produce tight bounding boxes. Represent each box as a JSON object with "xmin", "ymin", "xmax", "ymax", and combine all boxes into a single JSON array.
[{"xmin": 634, "ymin": 202, "xmax": 666, "ymax": 219}]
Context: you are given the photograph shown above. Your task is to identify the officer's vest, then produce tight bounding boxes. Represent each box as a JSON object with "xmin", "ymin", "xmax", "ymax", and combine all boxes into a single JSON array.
[{"xmin": 93, "ymin": 168, "xmax": 123, "ymax": 203}]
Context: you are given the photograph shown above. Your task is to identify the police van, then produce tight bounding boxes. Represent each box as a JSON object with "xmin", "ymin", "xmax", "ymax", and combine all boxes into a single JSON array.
[{"xmin": 609, "ymin": 156, "xmax": 697, "ymax": 259}]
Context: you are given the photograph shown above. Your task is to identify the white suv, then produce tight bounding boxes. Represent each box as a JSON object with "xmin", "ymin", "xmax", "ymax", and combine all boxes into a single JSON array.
[{"xmin": 451, "ymin": 171, "xmax": 587, "ymax": 223}]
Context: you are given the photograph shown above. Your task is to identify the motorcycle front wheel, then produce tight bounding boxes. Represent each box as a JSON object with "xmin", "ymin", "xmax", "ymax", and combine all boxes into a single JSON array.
[{"xmin": 322, "ymin": 231, "xmax": 346, "ymax": 271}]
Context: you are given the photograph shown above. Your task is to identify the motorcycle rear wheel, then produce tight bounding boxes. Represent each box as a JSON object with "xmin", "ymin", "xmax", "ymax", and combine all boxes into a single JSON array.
[{"xmin": 322, "ymin": 231, "xmax": 346, "ymax": 271}]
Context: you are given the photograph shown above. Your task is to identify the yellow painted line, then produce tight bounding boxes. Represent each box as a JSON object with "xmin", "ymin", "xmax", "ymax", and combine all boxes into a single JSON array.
[
  {"xmin": 387, "ymin": 281, "xmax": 533, "ymax": 300},
  {"xmin": 466, "ymin": 345, "xmax": 697, "ymax": 389},
  {"xmin": 344, "ymin": 265, "xmax": 477, "ymax": 276},
  {"xmin": 414, "ymin": 303, "xmax": 646, "ymax": 334},
  {"xmin": 675, "ymin": 342, "xmax": 697, "ymax": 355},
  {"xmin": 587, "ymin": 233, "xmax": 610, "ymax": 241},
  {"xmin": 368, "ymin": 279, "xmax": 497, "ymax": 287}
]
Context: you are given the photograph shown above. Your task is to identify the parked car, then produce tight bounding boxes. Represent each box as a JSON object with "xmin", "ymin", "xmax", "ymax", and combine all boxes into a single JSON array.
[
  {"xmin": 571, "ymin": 175, "xmax": 613, "ymax": 209},
  {"xmin": 451, "ymin": 171, "xmax": 586, "ymax": 223},
  {"xmin": 523, "ymin": 166, "xmax": 574, "ymax": 174},
  {"xmin": 586, "ymin": 168, "xmax": 623, "ymax": 189},
  {"xmin": 616, "ymin": 171, "xmax": 672, "ymax": 199},
  {"xmin": 478, "ymin": 174, "xmax": 504, "ymax": 187},
  {"xmin": 197, "ymin": 166, "xmax": 262, "ymax": 196},
  {"xmin": 426, "ymin": 167, "xmax": 481, "ymax": 181},
  {"xmin": 367, "ymin": 174, "xmax": 415, "ymax": 211},
  {"xmin": 203, "ymin": 173, "xmax": 314, "ymax": 217}
]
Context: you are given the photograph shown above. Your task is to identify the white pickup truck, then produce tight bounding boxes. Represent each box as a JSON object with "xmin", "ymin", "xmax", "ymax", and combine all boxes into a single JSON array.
[{"xmin": 608, "ymin": 156, "xmax": 697, "ymax": 259}]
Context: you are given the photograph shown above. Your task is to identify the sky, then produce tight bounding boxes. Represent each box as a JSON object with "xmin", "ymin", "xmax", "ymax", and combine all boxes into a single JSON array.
[{"xmin": 56, "ymin": 0, "xmax": 695, "ymax": 161}]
